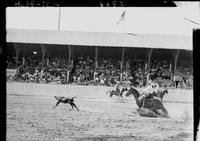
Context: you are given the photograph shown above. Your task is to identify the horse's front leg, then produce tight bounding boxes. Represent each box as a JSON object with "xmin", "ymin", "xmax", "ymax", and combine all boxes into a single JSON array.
[
  {"xmin": 160, "ymin": 93, "xmax": 164, "ymax": 101},
  {"xmin": 106, "ymin": 90, "xmax": 111, "ymax": 95},
  {"xmin": 120, "ymin": 93, "xmax": 123, "ymax": 97},
  {"xmin": 142, "ymin": 97, "xmax": 146, "ymax": 108}
]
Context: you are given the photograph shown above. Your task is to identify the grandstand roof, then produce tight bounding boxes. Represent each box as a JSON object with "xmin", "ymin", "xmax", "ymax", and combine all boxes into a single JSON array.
[{"xmin": 6, "ymin": 28, "xmax": 192, "ymax": 51}]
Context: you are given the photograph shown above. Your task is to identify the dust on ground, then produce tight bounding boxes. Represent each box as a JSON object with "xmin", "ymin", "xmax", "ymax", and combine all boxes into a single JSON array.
[{"xmin": 6, "ymin": 83, "xmax": 193, "ymax": 141}]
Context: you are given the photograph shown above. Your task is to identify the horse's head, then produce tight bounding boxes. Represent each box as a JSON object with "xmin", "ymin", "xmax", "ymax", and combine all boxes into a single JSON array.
[
  {"xmin": 125, "ymin": 90, "xmax": 132, "ymax": 97},
  {"xmin": 109, "ymin": 90, "xmax": 115, "ymax": 97},
  {"xmin": 125, "ymin": 87, "xmax": 140, "ymax": 98}
]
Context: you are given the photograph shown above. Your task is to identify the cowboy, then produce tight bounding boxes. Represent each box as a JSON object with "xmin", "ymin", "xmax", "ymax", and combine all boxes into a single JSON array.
[
  {"xmin": 115, "ymin": 81, "xmax": 125, "ymax": 95},
  {"xmin": 115, "ymin": 81, "xmax": 121, "ymax": 93},
  {"xmin": 140, "ymin": 80, "xmax": 159, "ymax": 100}
]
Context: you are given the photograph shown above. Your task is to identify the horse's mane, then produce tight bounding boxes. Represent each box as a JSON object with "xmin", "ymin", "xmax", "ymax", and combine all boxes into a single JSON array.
[{"xmin": 129, "ymin": 87, "xmax": 140, "ymax": 98}]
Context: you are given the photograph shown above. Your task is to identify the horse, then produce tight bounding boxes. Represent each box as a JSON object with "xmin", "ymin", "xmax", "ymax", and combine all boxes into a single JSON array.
[
  {"xmin": 106, "ymin": 87, "xmax": 128, "ymax": 97},
  {"xmin": 125, "ymin": 87, "xmax": 169, "ymax": 118},
  {"xmin": 52, "ymin": 96, "xmax": 79, "ymax": 111},
  {"xmin": 125, "ymin": 87, "xmax": 144, "ymax": 108}
]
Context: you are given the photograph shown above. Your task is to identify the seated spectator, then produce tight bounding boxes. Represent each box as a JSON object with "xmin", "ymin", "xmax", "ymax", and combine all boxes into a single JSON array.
[{"xmin": 6, "ymin": 55, "xmax": 193, "ymax": 89}]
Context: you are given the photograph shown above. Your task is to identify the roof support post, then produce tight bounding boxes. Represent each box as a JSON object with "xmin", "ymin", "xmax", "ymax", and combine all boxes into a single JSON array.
[
  {"xmin": 68, "ymin": 45, "xmax": 72, "ymax": 67},
  {"xmin": 120, "ymin": 47, "xmax": 125, "ymax": 82},
  {"xmin": 145, "ymin": 62, "xmax": 148, "ymax": 72},
  {"xmin": 169, "ymin": 62, "xmax": 172, "ymax": 72},
  {"xmin": 94, "ymin": 46, "xmax": 98, "ymax": 80},
  {"xmin": 22, "ymin": 57, "xmax": 25, "ymax": 66},
  {"xmin": 67, "ymin": 45, "xmax": 72, "ymax": 83},
  {"xmin": 14, "ymin": 43, "xmax": 20, "ymax": 65},
  {"xmin": 70, "ymin": 45, "xmax": 74, "ymax": 70},
  {"xmin": 174, "ymin": 50, "xmax": 180, "ymax": 74},
  {"xmin": 95, "ymin": 46, "xmax": 98, "ymax": 69},
  {"xmin": 20, "ymin": 45, "xmax": 26, "ymax": 66},
  {"xmin": 169, "ymin": 61, "xmax": 173, "ymax": 80},
  {"xmin": 147, "ymin": 49, "xmax": 153, "ymax": 71},
  {"xmin": 41, "ymin": 44, "xmax": 46, "ymax": 61},
  {"xmin": 47, "ymin": 58, "xmax": 49, "ymax": 66},
  {"xmin": 41, "ymin": 44, "xmax": 47, "ymax": 68}
]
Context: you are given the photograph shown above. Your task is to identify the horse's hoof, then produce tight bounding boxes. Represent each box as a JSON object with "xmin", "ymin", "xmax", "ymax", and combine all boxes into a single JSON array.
[{"xmin": 157, "ymin": 110, "xmax": 169, "ymax": 118}]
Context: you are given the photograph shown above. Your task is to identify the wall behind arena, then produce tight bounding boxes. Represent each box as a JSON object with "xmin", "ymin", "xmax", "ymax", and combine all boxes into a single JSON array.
[{"xmin": 7, "ymin": 82, "xmax": 193, "ymax": 103}]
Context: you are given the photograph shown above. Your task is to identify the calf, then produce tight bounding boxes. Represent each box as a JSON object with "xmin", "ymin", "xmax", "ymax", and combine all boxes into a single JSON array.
[{"xmin": 53, "ymin": 96, "xmax": 79, "ymax": 111}]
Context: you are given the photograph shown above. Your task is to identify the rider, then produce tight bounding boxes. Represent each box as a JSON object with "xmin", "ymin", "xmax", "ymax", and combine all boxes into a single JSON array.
[
  {"xmin": 140, "ymin": 80, "xmax": 160, "ymax": 100},
  {"xmin": 114, "ymin": 80, "xmax": 130, "ymax": 96},
  {"xmin": 115, "ymin": 81, "xmax": 122, "ymax": 94}
]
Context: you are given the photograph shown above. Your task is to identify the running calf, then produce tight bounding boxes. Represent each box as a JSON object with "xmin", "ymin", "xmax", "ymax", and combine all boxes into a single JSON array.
[{"xmin": 53, "ymin": 96, "xmax": 79, "ymax": 111}]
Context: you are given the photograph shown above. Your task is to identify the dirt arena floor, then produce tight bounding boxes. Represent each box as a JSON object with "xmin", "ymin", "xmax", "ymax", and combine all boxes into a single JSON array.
[{"xmin": 7, "ymin": 83, "xmax": 193, "ymax": 141}]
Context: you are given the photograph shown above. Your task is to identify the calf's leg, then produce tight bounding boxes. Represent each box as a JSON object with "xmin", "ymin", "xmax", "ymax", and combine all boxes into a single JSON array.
[
  {"xmin": 52, "ymin": 101, "xmax": 61, "ymax": 109},
  {"xmin": 71, "ymin": 103, "xmax": 79, "ymax": 111}
]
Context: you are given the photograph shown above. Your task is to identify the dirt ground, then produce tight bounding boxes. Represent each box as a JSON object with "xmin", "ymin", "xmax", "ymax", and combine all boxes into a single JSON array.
[{"xmin": 6, "ymin": 83, "xmax": 193, "ymax": 141}]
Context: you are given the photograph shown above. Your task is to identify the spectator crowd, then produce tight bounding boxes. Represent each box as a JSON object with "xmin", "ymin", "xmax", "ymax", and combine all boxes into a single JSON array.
[{"xmin": 6, "ymin": 55, "xmax": 193, "ymax": 89}]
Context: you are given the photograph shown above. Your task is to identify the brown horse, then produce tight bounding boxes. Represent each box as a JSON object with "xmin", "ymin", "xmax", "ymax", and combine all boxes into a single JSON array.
[{"xmin": 125, "ymin": 87, "xmax": 169, "ymax": 118}]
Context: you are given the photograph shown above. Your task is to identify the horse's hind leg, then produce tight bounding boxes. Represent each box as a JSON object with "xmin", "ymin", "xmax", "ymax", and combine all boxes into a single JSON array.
[{"xmin": 52, "ymin": 101, "xmax": 61, "ymax": 109}]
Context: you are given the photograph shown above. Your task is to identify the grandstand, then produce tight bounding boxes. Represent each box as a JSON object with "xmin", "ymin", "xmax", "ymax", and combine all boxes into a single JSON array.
[
  {"xmin": 6, "ymin": 29, "xmax": 193, "ymax": 87},
  {"xmin": 6, "ymin": 8, "xmax": 193, "ymax": 88}
]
